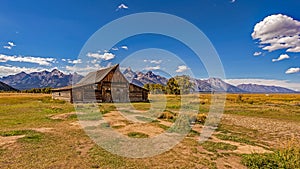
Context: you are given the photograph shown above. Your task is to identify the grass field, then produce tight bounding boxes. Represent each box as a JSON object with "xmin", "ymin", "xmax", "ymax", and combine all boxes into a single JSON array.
[{"xmin": 0, "ymin": 93, "xmax": 299, "ymax": 168}]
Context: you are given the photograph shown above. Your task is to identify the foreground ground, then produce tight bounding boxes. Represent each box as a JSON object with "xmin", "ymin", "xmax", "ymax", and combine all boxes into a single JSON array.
[{"xmin": 0, "ymin": 93, "xmax": 299, "ymax": 168}]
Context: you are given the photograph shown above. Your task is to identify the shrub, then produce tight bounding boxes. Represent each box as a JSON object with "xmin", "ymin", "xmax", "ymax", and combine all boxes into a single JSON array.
[
  {"xmin": 196, "ymin": 114, "xmax": 207, "ymax": 124},
  {"xmin": 236, "ymin": 94, "xmax": 243, "ymax": 103},
  {"xmin": 127, "ymin": 132, "xmax": 149, "ymax": 138},
  {"xmin": 242, "ymin": 138, "xmax": 300, "ymax": 168},
  {"xmin": 157, "ymin": 111, "xmax": 174, "ymax": 120}
]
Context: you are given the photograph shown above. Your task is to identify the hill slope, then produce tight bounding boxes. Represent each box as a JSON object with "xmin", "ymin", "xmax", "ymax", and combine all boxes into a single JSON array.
[
  {"xmin": 0, "ymin": 81, "xmax": 18, "ymax": 91},
  {"xmin": 237, "ymin": 84, "xmax": 296, "ymax": 93}
]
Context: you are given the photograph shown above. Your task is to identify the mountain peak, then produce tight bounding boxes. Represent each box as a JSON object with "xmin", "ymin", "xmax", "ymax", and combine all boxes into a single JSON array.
[
  {"xmin": 17, "ymin": 71, "xmax": 28, "ymax": 75},
  {"xmin": 123, "ymin": 68, "xmax": 168, "ymax": 87},
  {"xmin": 0, "ymin": 69, "xmax": 83, "ymax": 90},
  {"xmin": 51, "ymin": 69, "xmax": 60, "ymax": 73},
  {"xmin": 123, "ymin": 67, "xmax": 134, "ymax": 74},
  {"xmin": 146, "ymin": 71, "xmax": 153, "ymax": 74},
  {"xmin": 207, "ymin": 77, "xmax": 223, "ymax": 81}
]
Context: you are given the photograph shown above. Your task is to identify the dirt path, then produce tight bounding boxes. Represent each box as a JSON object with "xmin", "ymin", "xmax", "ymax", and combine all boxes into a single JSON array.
[
  {"xmin": 222, "ymin": 114, "xmax": 300, "ymax": 146},
  {"xmin": 0, "ymin": 135, "xmax": 25, "ymax": 148}
]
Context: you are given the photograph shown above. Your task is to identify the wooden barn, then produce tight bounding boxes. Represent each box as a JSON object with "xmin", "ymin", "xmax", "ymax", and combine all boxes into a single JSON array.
[{"xmin": 51, "ymin": 64, "xmax": 148, "ymax": 103}]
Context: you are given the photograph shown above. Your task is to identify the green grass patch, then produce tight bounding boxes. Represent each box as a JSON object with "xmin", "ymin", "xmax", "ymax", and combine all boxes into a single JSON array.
[
  {"xmin": 84, "ymin": 126, "xmax": 98, "ymax": 130},
  {"xmin": 67, "ymin": 114, "xmax": 78, "ymax": 119},
  {"xmin": 215, "ymin": 134, "xmax": 256, "ymax": 145},
  {"xmin": 156, "ymin": 123, "xmax": 170, "ymax": 130},
  {"xmin": 111, "ymin": 125, "xmax": 125, "ymax": 129},
  {"xmin": 0, "ymin": 94, "xmax": 74, "ymax": 129},
  {"xmin": 187, "ymin": 130, "xmax": 200, "ymax": 137},
  {"xmin": 0, "ymin": 130, "xmax": 43, "ymax": 143},
  {"xmin": 19, "ymin": 132, "xmax": 43, "ymax": 143},
  {"xmin": 201, "ymin": 141, "xmax": 238, "ymax": 153},
  {"xmin": 127, "ymin": 132, "xmax": 149, "ymax": 138},
  {"xmin": 77, "ymin": 111, "xmax": 102, "ymax": 121},
  {"xmin": 99, "ymin": 104, "xmax": 116, "ymax": 114},
  {"xmin": 135, "ymin": 116, "xmax": 155, "ymax": 122},
  {"xmin": 0, "ymin": 130, "xmax": 29, "ymax": 137},
  {"xmin": 40, "ymin": 97, "xmax": 66, "ymax": 104}
]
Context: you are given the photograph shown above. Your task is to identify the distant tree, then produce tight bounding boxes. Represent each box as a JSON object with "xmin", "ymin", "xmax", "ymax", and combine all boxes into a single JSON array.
[
  {"xmin": 144, "ymin": 83, "xmax": 166, "ymax": 94},
  {"xmin": 22, "ymin": 87, "xmax": 52, "ymax": 94},
  {"xmin": 166, "ymin": 78, "xmax": 180, "ymax": 95},
  {"xmin": 166, "ymin": 76, "xmax": 195, "ymax": 95},
  {"xmin": 144, "ymin": 84, "xmax": 150, "ymax": 91}
]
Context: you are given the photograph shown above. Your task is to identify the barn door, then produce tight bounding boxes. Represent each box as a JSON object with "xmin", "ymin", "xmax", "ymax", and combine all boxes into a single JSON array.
[{"xmin": 102, "ymin": 88, "xmax": 112, "ymax": 102}]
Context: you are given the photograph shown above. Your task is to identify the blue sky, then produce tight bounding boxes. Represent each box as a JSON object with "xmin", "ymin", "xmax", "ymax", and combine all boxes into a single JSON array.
[{"xmin": 0, "ymin": 0, "xmax": 299, "ymax": 90}]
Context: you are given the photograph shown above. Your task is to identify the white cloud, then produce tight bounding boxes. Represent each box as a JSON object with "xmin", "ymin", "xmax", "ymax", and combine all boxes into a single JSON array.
[
  {"xmin": 0, "ymin": 54, "xmax": 55, "ymax": 66},
  {"xmin": 285, "ymin": 67, "xmax": 300, "ymax": 74},
  {"xmin": 68, "ymin": 59, "xmax": 82, "ymax": 64},
  {"xmin": 176, "ymin": 65, "xmax": 189, "ymax": 72},
  {"xmin": 120, "ymin": 46, "xmax": 128, "ymax": 50},
  {"xmin": 252, "ymin": 14, "xmax": 300, "ymax": 53},
  {"xmin": 272, "ymin": 54, "xmax": 290, "ymax": 62},
  {"xmin": 224, "ymin": 78, "xmax": 300, "ymax": 91},
  {"xmin": 116, "ymin": 3, "xmax": 128, "ymax": 11},
  {"xmin": 143, "ymin": 59, "xmax": 162, "ymax": 64},
  {"xmin": 0, "ymin": 65, "xmax": 41, "ymax": 77},
  {"xmin": 3, "ymin": 41, "xmax": 16, "ymax": 50},
  {"xmin": 91, "ymin": 59, "xmax": 98, "ymax": 64},
  {"xmin": 87, "ymin": 52, "xmax": 115, "ymax": 61},
  {"xmin": 230, "ymin": 0, "xmax": 236, "ymax": 3},
  {"xmin": 61, "ymin": 59, "xmax": 66, "ymax": 62},
  {"xmin": 3, "ymin": 46, "xmax": 12, "ymax": 50},
  {"xmin": 253, "ymin": 52, "xmax": 262, "ymax": 56},
  {"xmin": 65, "ymin": 64, "xmax": 108, "ymax": 75},
  {"xmin": 8, "ymin": 42, "xmax": 16, "ymax": 47},
  {"xmin": 111, "ymin": 47, "xmax": 118, "ymax": 51},
  {"xmin": 144, "ymin": 65, "xmax": 160, "ymax": 71}
]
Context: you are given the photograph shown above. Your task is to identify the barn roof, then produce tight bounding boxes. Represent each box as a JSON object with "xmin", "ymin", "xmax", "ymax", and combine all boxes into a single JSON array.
[
  {"xmin": 51, "ymin": 85, "xmax": 72, "ymax": 91},
  {"xmin": 76, "ymin": 64, "xmax": 119, "ymax": 85}
]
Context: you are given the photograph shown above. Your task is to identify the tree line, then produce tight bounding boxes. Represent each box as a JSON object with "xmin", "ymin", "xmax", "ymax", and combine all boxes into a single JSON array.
[
  {"xmin": 144, "ymin": 75, "xmax": 195, "ymax": 95},
  {"xmin": 21, "ymin": 87, "xmax": 52, "ymax": 94}
]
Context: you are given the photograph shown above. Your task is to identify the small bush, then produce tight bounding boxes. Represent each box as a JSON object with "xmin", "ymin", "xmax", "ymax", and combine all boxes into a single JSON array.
[
  {"xmin": 236, "ymin": 94, "xmax": 243, "ymax": 103},
  {"xmin": 127, "ymin": 132, "xmax": 149, "ymax": 138},
  {"xmin": 157, "ymin": 111, "xmax": 174, "ymax": 120},
  {"xmin": 188, "ymin": 113, "xmax": 207, "ymax": 124},
  {"xmin": 196, "ymin": 114, "xmax": 207, "ymax": 124},
  {"xmin": 135, "ymin": 116, "xmax": 154, "ymax": 122},
  {"xmin": 215, "ymin": 134, "xmax": 256, "ymax": 145}
]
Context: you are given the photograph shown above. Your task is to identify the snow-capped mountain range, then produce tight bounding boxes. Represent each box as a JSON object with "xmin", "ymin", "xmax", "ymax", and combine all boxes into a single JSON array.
[{"xmin": 0, "ymin": 68, "xmax": 297, "ymax": 93}]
